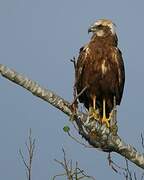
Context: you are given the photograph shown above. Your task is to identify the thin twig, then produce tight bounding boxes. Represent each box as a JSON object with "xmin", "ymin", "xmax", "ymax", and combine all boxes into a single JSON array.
[
  {"xmin": 141, "ymin": 173, "xmax": 144, "ymax": 180},
  {"xmin": 70, "ymin": 57, "xmax": 77, "ymax": 69},
  {"xmin": 53, "ymin": 173, "xmax": 67, "ymax": 180},
  {"xmin": 134, "ymin": 172, "xmax": 137, "ymax": 180},
  {"xmin": 19, "ymin": 129, "xmax": 35, "ymax": 180},
  {"xmin": 141, "ymin": 133, "xmax": 144, "ymax": 150},
  {"xmin": 67, "ymin": 131, "xmax": 93, "ymax": 148},
  {"xmin": 123, "ymin": 158, "xmax": 133, "ymax": 180},
  {"xmin": 107, "ymin": 153, "xmax": 120, "ymax": 173},
  {"xmin": 71, "ymin": 86, "xmax": 88, "ymax": 107},
  {"xmin": 53, "ymin": 148, "xmax": 95, "ymax": 179},
  {"xmin": 62, "ymin": 148, "xmax": 72, "ymax": 180}
]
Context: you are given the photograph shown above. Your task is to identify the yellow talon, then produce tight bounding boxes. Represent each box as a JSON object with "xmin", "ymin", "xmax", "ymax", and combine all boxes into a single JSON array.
[
  {"xmin": 88, "ymin": 95, "xmax": 100, "ymax": 121},
  {"xmin": 101, "ymin": 99, "xmax": 112, "ymax": 128},
  {"xmin": 89, "ymin": 107, "xmax": 100, "ymax": 120},
  {"xmin": 101, "ymin": 116, "xmax": 110, "ymax": 127}
]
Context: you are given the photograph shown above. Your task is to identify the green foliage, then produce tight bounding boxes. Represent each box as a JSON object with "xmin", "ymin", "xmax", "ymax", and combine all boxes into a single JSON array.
[{"xmin": 63, "ymin": 126, "xmax": 70, "ymax": 133}]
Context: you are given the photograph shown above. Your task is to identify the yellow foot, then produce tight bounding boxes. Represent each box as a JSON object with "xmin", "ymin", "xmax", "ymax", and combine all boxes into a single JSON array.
[
  {"xmin": 101, "ymin": 116, "xmax": 110, "ymax": 128},
  {"xmin": 89, "ymin": 107, "xmax": 100, "ymax": 121}
]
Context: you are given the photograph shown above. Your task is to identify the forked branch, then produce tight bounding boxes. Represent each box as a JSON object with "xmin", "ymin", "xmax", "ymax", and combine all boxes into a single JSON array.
[
  {"xmin": 53, "ymin": 148, "xmax": 95, "ymax": 180},
  {"xmin": 19, "ymin": 128, "xmax": 35, "ymax": 180}
]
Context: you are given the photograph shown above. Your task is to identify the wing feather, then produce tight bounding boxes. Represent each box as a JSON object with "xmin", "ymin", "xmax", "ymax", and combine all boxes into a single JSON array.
[{"xmin": 112, "ymin": 48, "xmax": 125, "ymax": 104}]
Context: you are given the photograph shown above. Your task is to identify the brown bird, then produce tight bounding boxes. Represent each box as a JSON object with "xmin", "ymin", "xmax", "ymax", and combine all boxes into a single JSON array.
[{"xmin": 75, "ymin": 19, "xmax": 125, "ymax": 127}]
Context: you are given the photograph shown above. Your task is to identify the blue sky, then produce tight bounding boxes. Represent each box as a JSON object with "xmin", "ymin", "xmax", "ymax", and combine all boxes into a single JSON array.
[{"xmin": 0, "ymin": 0, "xmax": 144, "ymax": 179}]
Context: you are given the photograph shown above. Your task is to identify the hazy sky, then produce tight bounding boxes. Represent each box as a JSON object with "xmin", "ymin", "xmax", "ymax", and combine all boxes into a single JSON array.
[{"xmin": 0, "ymin": 0, "xmax": 144, "ymax": 179}]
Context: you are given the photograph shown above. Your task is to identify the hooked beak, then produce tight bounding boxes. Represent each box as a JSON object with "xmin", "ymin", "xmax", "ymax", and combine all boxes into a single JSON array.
[
  {"xmin": 88, "ymin": 28, "xmax": 92, "ymax": 34},
  {"xmin": 88, "ymin": 25, "xmax": 96, "ymax": 34}
]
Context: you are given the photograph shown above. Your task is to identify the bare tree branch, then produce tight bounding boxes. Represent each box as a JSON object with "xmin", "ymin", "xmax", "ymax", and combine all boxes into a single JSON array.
[
  {"xmin": 19, "ymin": 128, "xmax": 35, "ymax": 180},
  {"xmin": 1, "ymin": 64, "xmax": 144, "ymax": 169},
  {"xmin": 53, "ymin": 148, "xmax": 95, "ymax": 180},
  {"xmin": 108, "ymin": 153, "xmax": 144, "ymax": 180},
  {"xmin": 107, "ymin": 152, "xmax": 124, "ymax": 173}
]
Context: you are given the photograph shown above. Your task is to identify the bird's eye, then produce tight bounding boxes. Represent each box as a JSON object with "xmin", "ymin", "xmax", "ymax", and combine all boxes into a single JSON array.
[{"xmin": 97, "ymin": 25, "xmax": 103, "ymax": 28}]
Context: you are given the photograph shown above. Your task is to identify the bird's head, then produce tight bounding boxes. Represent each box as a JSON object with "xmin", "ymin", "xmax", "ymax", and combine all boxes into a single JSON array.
[{"xmin": 88, "ymin": 19, "xmax": 116, "ymax": 36}]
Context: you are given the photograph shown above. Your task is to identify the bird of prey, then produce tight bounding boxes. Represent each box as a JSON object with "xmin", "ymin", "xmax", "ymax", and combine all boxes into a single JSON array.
[{"xmin": 75, "ymin": 19, "xmax": 125, "ymax": 127}]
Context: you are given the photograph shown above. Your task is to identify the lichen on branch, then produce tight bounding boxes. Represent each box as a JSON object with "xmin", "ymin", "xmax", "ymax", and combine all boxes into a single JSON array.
[{"xmin": 0, "ymin": 64, "xmax": 144, "ymax": 169}]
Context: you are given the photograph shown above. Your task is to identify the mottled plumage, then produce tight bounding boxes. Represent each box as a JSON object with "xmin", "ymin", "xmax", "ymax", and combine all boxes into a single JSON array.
[{"xmin": 75, "ymin": 19, "xmax": 125, "ymax": 123}]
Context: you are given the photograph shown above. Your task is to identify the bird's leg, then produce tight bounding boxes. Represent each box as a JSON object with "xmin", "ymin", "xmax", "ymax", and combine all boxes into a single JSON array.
[
  {"xmin": 101, "ymin": 99, "xmax": 111, "ymax": 127},
  {"xmin": 93, "ymin": 95, "xmax": 96, "ymax": 110},
  {"xmin": 89, "ymin": 96, "xmax": 100, "ymax": 120},
  {"xmin": 113, "ymin": 96, "xmax": 117, "ymax": 123},
  {"xmin": 110, "ymin": 96, "xmax": 117, "ymax": 127},
  {"xmin": 108, "ymin": 96, "xmax": 117, "ymax": 125}
]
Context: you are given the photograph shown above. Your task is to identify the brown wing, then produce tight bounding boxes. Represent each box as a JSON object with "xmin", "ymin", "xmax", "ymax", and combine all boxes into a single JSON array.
[
  {"xmin": 110, "ymin": 47, "xmax": 125, "ymax": 105},
  {"xmin": 75, "ymin": 45, "xmax": 90, "ymax": 108},
  {"xmin": 111, "ymin": 47, "xmax": 125, "ymax": 105}
]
